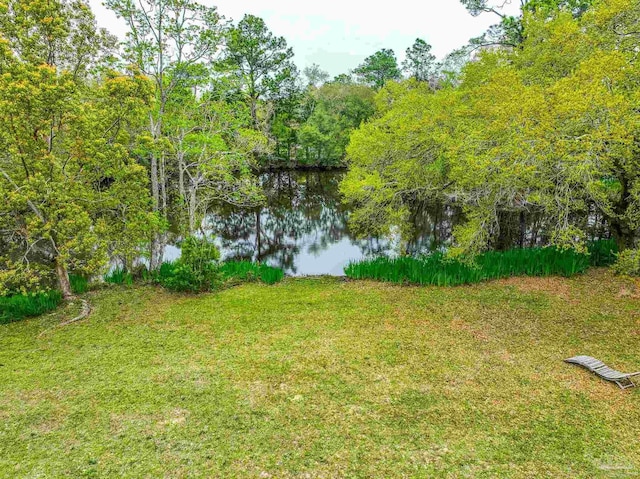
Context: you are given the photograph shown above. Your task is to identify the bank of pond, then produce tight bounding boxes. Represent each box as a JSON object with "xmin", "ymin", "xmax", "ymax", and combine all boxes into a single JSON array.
[{"xmin": 0, "ymin": 239, "xmax": 619, "ymax": 325}]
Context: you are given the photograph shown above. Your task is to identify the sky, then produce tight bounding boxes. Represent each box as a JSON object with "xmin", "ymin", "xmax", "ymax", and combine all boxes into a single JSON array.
[{"xmin": 88, "ymin": 0, "xmax": 521, "ymax": 77}]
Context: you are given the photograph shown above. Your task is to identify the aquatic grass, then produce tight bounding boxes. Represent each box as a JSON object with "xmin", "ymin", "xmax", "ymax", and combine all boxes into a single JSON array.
[
  {"xmin": 344, "ymin": 245, "xmax": 602, "ymax": 286},
  {"xmin": 69, "ymin": 274, "xmax": 89, "ymax": 294},
  {"xmin": 0, "ymin": 290, "xmax": 63, "ymax": 324},
  {"xmin": 220, "ymin": 261, "xmax": 284, "ymax": 285},
  {"xmin": 587, "ymin": 238, "xmax": 618, "ymax": 266},
  {"xmin": 104, "ymin": 268, "xmax": 134, "ymax": 285}
]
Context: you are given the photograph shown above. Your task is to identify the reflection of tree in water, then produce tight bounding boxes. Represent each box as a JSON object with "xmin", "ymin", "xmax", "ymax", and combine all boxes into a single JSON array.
[
  {"xmin": 205, "ymin": 171, "xmax": 613, "ymax": 275},
  {"xmin": 206, "ymin": 171, "xmax": 352, "ymax": 274}
]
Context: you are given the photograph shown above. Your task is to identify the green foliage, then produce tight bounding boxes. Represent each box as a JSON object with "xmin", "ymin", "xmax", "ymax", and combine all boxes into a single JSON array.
[
  {"xmin": 612, "ymin": 249, "xmax": 640, "ymax": 276},
  {"xmin": 587, "ymin": 239, "xmax": 618, "ymax": 266},
  {"xmin": 345, "ymin": 247, "xmax": 594, "ymax": 286},
  {"xmin": 219, "ymin": 261, "xmax": 284, "ymax": 285},
  {"xmin": 157, "ymin": 236, "xmax": 221, "ymax": 293},
  {"xmin": 104, "ymin": 268, "xmax": 134, "ymax": 286},
  {"xmin": 69, "ymin": 275, "xmax": 89, "ymax": 294},
  {"xmin": 299, "ymin": 82, "xmax": 376, "ymax": 166},
  {"xmin": 0, "ymin": 290, "xmax": 62, "ymax": 324},
  {"xmin": 0, "ymin": 0, "xmax": 157, "ymax": 296},
  {"xmin": 402, "ymin": 39, "xmax": 437, "ymax": 82},
  {"xmin": 224, "ymin": 14, "xmax": 297, "ymax": 129},
  {"xmin": 342, "ymin": 0, "xmax": 640, "ymax": 256},
  {"xmin": 354, "ymin": 49, "xmax": 401, "ymax": 90},
  {"xmin": 157, "ymin": 261, "xmax": 220, "ymax": 293}
]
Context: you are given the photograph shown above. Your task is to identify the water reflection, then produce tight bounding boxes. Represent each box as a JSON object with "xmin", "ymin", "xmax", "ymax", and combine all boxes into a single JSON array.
[
  {"xmin": 205, "ymin": 171, "xmax": 393, "ymax": 276},
  {"xmin": 163, "ymin": 170, "xmax": 612, "ymax": 276}
]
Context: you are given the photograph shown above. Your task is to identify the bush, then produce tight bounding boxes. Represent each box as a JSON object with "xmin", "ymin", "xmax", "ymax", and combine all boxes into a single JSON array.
[
  {"xmin": 0, "ymin": 290, "xmax": 63, "ymax": 324},
  {"xmin": 612, "ymin": 249, "xmax": 640, "ymax": 276},
  {"xmin": 159, "ymin": 261, "xmax": 221, "ymax": 293},
  {"xmin": 158, "ymin": 236, "xmax": 222, "ymax": 293},
  {"xmin": 219, "ymin": 261, "xmax": 284, "ymax": 285}
]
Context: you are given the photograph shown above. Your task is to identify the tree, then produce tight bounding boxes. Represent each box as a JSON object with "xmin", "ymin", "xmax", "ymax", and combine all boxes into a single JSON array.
[
  {"xmin": 303, "ymin": 63, "xmax": 330, "ymax": 87},
  {"xmin": 164, "ymin": 81, "xmax": 265, "ymax": 233},
  {"xmin": 460, "ymin": 0, "xmax": 595, "ymax": 47},
  {"xmin": 354, "ymin": 49, "xmax": 401, "ymax": 90},
  {"xmin": 299, "ymin": 83, "xmax": 376, "ymax": 166},
  {"xmin": 0, "ymin": 0, "xmax": 156, "ymax": 298},
  {"xmin": 402, "ymin": 39, "xmax": 436, "ymax": 82},
  {"xmin": 342, "ymin": 0, "xmax": 640, "ymax": 255},
  {"xmin": 224, "ymin": 15, "xmax": 297, "ymax": 130},
  {"xmin": 105, "ymin": 0, "xmax": 224, "ymax": 269}
]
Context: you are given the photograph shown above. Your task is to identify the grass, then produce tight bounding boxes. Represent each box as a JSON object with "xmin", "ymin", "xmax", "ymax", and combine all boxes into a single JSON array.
[
  {"xmin": 0, "ymin": 275, "xmax": 89, "ymax": 324},
  {"xmin": 220, "ymin": 261, "xmax": 285, "ymax": 285},
  {"xmin": 104, "ymin": 268, "xmax": 134, "ymax": 285},
  {"xmin": 345, "ymin": 241, "xmax": 618, "ymax": 287},
  {"xmin": 0, "ymin": 290, "xmax": 63, "ymax": 325},
  {"xmin": 0, "ymin": 269, "xmax": 638, "ymax": 477}
]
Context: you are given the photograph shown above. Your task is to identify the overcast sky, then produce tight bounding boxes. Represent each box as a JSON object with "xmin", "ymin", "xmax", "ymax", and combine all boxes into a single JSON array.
[{"xmin": 88, "ymin": 0, "xmax": 521, "ymax": 77}]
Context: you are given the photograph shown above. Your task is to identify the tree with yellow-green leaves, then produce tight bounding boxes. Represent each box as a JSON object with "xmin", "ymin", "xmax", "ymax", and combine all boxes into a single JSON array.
[
  {"xmin": 0, "ymin": 0, "xmax": 157, "ymax": 298},
  {"xmin": 341, "ymin": 0, "xmax": 640, "ymax": 256}
]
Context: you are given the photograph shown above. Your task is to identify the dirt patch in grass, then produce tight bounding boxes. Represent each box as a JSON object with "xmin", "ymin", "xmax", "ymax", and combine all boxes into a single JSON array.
[{"xmin": 494, "ymin": 275, "xmax": 575, "ymax": 301}]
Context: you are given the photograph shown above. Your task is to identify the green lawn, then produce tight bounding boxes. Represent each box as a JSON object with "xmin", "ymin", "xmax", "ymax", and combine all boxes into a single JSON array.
[{"xmin": 1, "ymin": 270, "xmax": 639, "ymax": 478}]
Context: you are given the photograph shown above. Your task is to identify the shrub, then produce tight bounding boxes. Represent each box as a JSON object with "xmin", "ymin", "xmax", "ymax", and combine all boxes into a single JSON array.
[
  {"xmin": 158, "ymin": 236, "xmax": 222, "ymax": 293},
  {"xmin": 159, "ymin": 261, "xmax": 221, "ymax": 293},
  {"xmin": 0, "ymin": 290, "xmax": 63, "ymax": 324},
  {"xmin": 219, "ymin": 261, "xmax": 284, "ymax": 285},
  {"xmin": 612, "ymin": 249, "xmax": 640, "ymax": 276}
]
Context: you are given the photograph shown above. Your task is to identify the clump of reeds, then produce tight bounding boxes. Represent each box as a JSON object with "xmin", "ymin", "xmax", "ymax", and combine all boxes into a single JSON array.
[
  {"xmin": 345, "ymin": 240, "xmax": 616, "ymax": 286},
  {"xmin": 219, "ymin": 261, "xmax": 285, "ymax": 285}
]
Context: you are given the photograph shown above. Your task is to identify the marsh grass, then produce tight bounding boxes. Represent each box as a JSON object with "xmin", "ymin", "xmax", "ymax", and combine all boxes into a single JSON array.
[
  {"xmin": 0, "ymin": 274, "xmax": 91, "ymax": 324},
  {"xmin": 345, "ymin": 240, "xmax": 618, "ymax": 286},
  {"xmin": 104, "ymin": 268, "xmax": 134, "ymax": 285},
  {"xmin": 0, "ymin": 290, "xmax": 63, "ymax": 324},
  {"xmin": 69, "ymin": 274, "xmax": 89, "ymax": 294},
  {"xmin": 219, "ymin": 261, "xmax": 285, "ymax": 285}
]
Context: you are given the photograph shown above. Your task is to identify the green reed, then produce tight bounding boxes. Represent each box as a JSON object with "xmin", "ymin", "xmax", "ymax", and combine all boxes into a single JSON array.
[
  {"xmin": 344, "ymin": 241, "xmax": 617, "ymax": 287},
  {"xmin": 219, "ymin": 261, "xmax": 285, "ymax": 285}
]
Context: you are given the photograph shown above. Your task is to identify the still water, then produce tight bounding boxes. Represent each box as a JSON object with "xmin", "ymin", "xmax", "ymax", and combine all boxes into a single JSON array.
[
  {"xmin": 163, "ymin": 170, "xmax": 611, "ymax": 276},
  {"xmin": 164, "ymin": 170, "xmax": 456, "ymax": 276}
]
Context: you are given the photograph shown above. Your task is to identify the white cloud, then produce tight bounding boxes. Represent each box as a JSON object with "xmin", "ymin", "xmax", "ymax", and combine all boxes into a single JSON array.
[{"xmin": 89, "ymin": 0, "xmax": 521, "ymax": 76}]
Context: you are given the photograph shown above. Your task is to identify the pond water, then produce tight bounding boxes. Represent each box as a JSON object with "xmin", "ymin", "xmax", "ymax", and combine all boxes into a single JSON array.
[
  {"xmin": 163, "ymin": 170, "xmax": 457, "ymax": 276},
  {"xmin": 162, "ymin": 170, "xmax": 612, "ymax": 276}
]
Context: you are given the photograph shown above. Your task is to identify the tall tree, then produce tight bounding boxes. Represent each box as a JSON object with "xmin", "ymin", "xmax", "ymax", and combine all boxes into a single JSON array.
[
  {"xmin": 105, "ymin": 0, "xmax": 224, "ymax": 269},
  {"xmin": 0, "ymin": 0, "xmax": 155, "ymax": 298},
  {"xmin": 354, "ymin": 49, "xmax": 401, "ymax": 90},
  {"xmin": 402, "ymin": 39, "xmax": 436, "ymax": 82},
  {"xmin": 224, "ymin": 15, "xmax": 297, "ymax": 130}
]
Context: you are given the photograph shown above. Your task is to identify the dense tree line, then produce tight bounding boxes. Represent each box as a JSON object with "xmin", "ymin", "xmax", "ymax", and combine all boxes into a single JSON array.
[
  {"xmin": 3, "ymin": 0, "xmax": 637, "ymax": 297},
  {"xmin": 0, "ymin": 0, "xmax": 436, "ymax": 295},
  {"xmin": 342, "ymin": 0, "xmax": 640, "ymax": 257}
]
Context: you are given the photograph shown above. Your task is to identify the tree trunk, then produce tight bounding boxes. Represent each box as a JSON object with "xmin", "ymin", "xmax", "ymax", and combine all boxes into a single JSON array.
[
  {"xmin": 611, "ymin": 218, "xmax": 635, "ymax": 251},
  {"xmin": 160, "ymin": 151, "xmax": 167, "ymax": 216},
  {"xmin": 55, "ymin": 258, "xmax": 75, "ymax": 300},
  {"xmin": 189, "ymin": 185, "xmax": 197, "ymax": 234}
]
